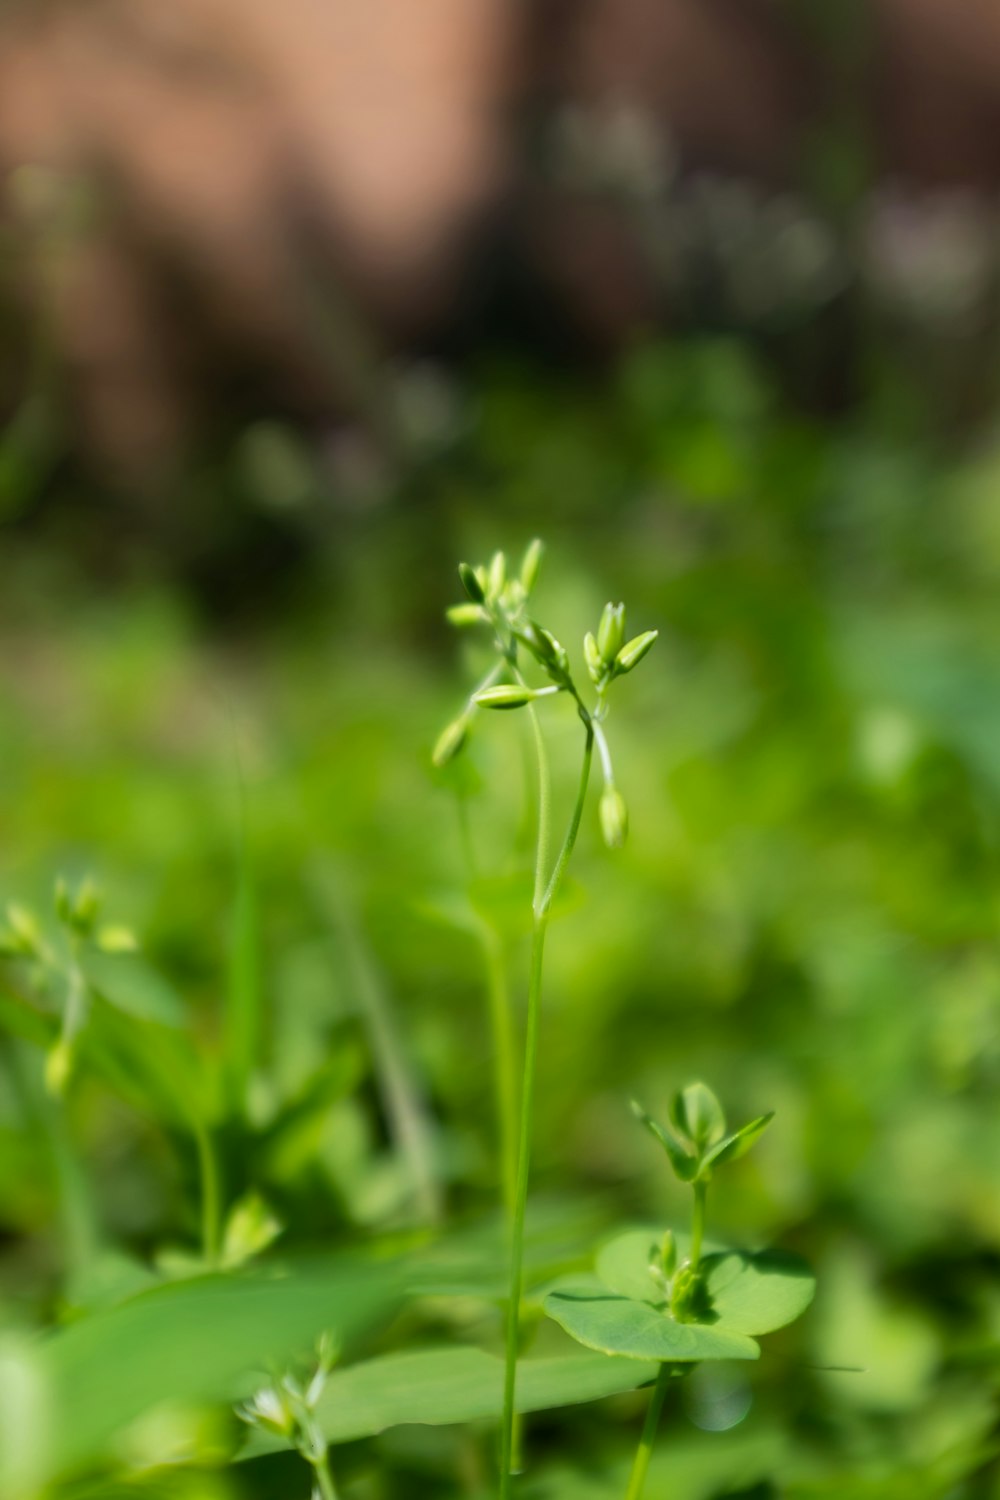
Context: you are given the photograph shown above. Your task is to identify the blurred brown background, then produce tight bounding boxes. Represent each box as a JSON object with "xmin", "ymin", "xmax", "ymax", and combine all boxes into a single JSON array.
[{"xmin": 3, "ymin": 0, "xmax": 1000, "ymax": 480}]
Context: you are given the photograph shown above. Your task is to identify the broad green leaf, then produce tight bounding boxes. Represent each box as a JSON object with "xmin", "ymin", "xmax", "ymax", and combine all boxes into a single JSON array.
[
  {"xmin": 670, "ymin": 1082, "xmax": 726, "ymax": 1150},
  {"xmin": 702, "ymin": 1250, "xmax": 816, "ymax": 1334},
  {"xmin": 596, "ymin": 1228, "xmax": 683, "ymax": 1303},
  {"xmin": 543, "ymin": 1276, "xmax": 759, "ymax": 1362},
  {"xmin": 594, "ymin": 1231, "xmax": 813, "ymax": 1338},
  {"xmin": 594, "ymin": 1228, "xmax": 721, "ymax": 1303},
  {"xmin": 0, "ymin": 1257, "xmax": 398, "ymax": 1492},
  {"xmin": 243, "ymin": 1346, "xmax": 659, "ymax": 1457},
  {"xmin": 701, "ymin": 1113, "xmax": 774, "ymax": 1172}
]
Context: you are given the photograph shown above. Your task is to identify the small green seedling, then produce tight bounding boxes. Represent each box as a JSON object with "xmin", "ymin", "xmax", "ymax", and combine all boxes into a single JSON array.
[
  {"xmin": 435, "ymin": 542, "xmax": 657, "ymax": 1496},
  {"xmin": 238, "ymin": 1333, "xmax": 342, "ymax": 1499},
  {"xmin": 544, "ymin": 1083, "xmax": 814, "ymax": 1500}
]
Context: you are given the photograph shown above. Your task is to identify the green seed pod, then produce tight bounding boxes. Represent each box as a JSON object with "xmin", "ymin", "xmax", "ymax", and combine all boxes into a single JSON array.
[
  {"xmin": 583, "ymin": 631, "xmax": 604, "ymax": 685},
  {"xmin": 474, "ymin": 684, "xmax": 537, "ymax": 710},
  {"xmin": 458, "ymin": 562, "xmax": 485, "ymax": 603},
  {"xmin": 521, "ymin": 538, "xmax": 544, "ymax": 594},
  {"xmin": 615, "ymin": 629, "xmax": 658, "ymax": 675},
  {"xmin": 446, "ymin": 603, "xmax": 487, "ymax": 627},
  {"xmin": 432, "ymin": 718, "xmax": 468, "ymax": 767},
  {"xmin": 597, "ymin": 602, "xmax": 626, "ymax": 664},
  {"xmin": 599, "ymin": 784, "xmax": 628, "ymax": 848},
  {"xmin": 488, "ymin": 550, "xmax": 506, "ymax": 599}
]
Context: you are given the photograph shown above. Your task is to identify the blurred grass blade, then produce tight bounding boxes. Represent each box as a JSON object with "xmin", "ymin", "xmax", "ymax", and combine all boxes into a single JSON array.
[
  {"xmin": 226, "ymin": 811, "xmax": 262, "ymax": 1121},
  {"xmin": 310, "ymin": 859, "xmax": 442, "ymax": 1226}
]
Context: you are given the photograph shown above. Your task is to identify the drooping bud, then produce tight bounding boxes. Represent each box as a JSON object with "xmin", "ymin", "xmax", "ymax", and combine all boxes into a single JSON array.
[
  {"xmin": 458, "ymin": 562, "xmax": 485, "ymax": 603},
  {"xmin": 474, "ymin": 684, "xmax": 539, "ymax": 711},
  {"xmin": 599, "ymin": 784, "xmax": 628, "ymax": 848},
  {"xmin": 597, "ymin": 602, "xmax": 626, "ymax": 664},
  {"xmin": 615, "ymin": 630, "xmax": 658, "ymax": 675},
  {"xmin": 432, "ymin": 718, "xmax": 468, "ymax": 767}
]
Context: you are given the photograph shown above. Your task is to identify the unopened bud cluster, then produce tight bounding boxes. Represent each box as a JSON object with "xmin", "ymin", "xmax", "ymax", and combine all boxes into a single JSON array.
[
  {"xmin": 434, "ymin": 540, "xmax": 657, "ymax": 849},
  {"xmin": 0, "ymin": 876, "xmax": 139, "ymax": 1095},
  {"xmin": 631, "ymin": 1082, "xmax": 773, "ymax": 1188},
  {"xmin": 238, "ymin": 1333, "xmax": 339, "ymax": 1481}
]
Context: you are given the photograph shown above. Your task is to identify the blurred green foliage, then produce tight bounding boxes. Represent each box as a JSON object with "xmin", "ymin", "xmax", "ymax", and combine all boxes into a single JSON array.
[{"xmin": 2, "ymin": 335, "xmax": 1000, "ymax": 1494}]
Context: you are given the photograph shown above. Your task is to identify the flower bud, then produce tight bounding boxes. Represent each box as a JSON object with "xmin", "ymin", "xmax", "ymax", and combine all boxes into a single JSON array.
[
  {"xmin": 446, "ymin": 603, "xmax": 487, "ymax": 627},
  {"xmin": 474, "ymin": 684, "xmax": 538, "ymax": 710},
  {"xmin": 458, "ymin": 562, "xmax": 485, "ymax": 603},
  {"xmin": 583, "ymin": 631, "xmax": 603, "ymax": 684},
  {"xmin": 432, "ymin": 718, "xmax": 468, "ymax": 767},
  {"xmin": 599, "ymin": 784, "xmax": 628, "ymax": 848},
  {"xmin": 597, "ymin": 602, "xmax": 626, "ymax": 664},
  {"xmin": 520, "ymin": 538, "xmax": 544, "ymax": 594},
  {"xmin": 615, "ymin": 630, "xmax": 658, "ymax": 675},
  {"xmin": 488, "ymin": 550, "xmax": 506, "ymax": 599}
]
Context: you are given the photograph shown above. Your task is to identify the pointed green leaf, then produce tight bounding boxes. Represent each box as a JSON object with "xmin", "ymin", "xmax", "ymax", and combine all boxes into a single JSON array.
[
  {"xmin": 458, "ymin": 562, "xmax": 485, "ymax": 603},
  {"xmin": 701, "ymin": 1113, "xmax": 774, "ymax": 1172},
  {"xmin": 631, "ymin": 1100, "xmax": 698, "ymax": 1181},
  {"xmin": 669, "ymin": 1082, "xmax": 726, "ymax": 1151}
]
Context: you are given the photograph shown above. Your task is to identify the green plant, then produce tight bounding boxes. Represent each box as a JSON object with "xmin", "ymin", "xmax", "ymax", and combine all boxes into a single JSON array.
[
  {"xmin": 544, "ymin": 1082, "xmax": 815, "ymax": 1500},
  {"xmin": 239, "ymin": 1333, "xmax": 342, "ymax": 1499},
  {"xmin": 435, "ymin": 541, "xmax": 657, "ymax": 1496}
]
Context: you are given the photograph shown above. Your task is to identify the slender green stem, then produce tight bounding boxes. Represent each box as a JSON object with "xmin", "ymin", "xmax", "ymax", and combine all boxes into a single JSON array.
[
  {"xmin": 311, "ymin": 1452, "xmax": 338, "ymax": 1500},
  {"xmin": 525, "ymin": 703, "xmax": 551, "ymax": 913},
  {"xmin": 499, "ymin": 719, "xmax": 595, "ymax": 1498},
  {"xmin": 499, "ymin": 913, "xmax": 548, "ymax": 1496},
  {"xmin": 480, "ymin": 922, "xmax": 518, "ymax": 1223},
  {"xmin": 540, "ymin": 724, "xmax": 593, "ymax": 918},
  {"xmin": 192, "ymin": 1117, "xmax": 221, "ymax": 1267},
  {"xmin": 690, "ymin": 1180, "xmax": 707, "ymax": 1271},
  {"xmin": 624, "ymin": 1365, "xmax": 672, "ymax": 1500}
]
